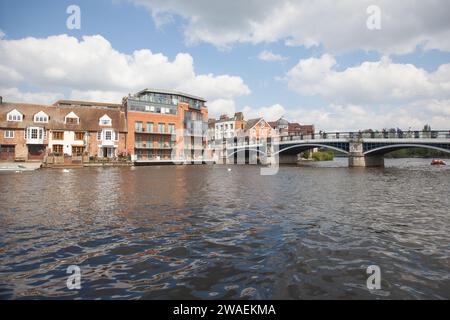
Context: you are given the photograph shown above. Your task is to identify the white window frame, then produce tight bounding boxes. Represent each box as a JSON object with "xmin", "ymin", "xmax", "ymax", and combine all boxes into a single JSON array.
[
  {"xmin": 4, "ymin": 130, "xmax": 14, "ymax": 139},
  {"xmin": 64, "ymin": 111, "xmax": 79, "ymax": 124},
  {"xmin": 7, "ymin": 109, "xmax": 23, "ymax": 122},
  {"xmin": 104, "ymin": 130, "xmax": 112, "ymax": 141},
  {"xmin": 99, "ymin": 114, "xmax": 112, "ymax": 126},
  {"xmin": 34, "ymin": 111, "xmax": 49, "ymax": 123},
  {"xmin": 26, "ymin": 127, "xmax": 44, "ymax": 141}
]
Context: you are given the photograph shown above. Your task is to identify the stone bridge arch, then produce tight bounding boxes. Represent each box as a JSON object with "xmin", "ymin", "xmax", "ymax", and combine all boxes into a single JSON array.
[
  {"xmin": 363, "ymin": 143, "xmax": 450, "ymax": 156},
  {"xmin": 275, "ymin": 143, "xmax": 349, "ymax": 156}
]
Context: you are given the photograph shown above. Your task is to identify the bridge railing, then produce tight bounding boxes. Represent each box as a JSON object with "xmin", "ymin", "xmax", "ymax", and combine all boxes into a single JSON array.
[
  {"xmin": 278, "ymin": 130, "xmax": 450, "ymax": 141},
  {"xmin": 210, "ymin": 130, "xmax": 450, "ymax": 148}
]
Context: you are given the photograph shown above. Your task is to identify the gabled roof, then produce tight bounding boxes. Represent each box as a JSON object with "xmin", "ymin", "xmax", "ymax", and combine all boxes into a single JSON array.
[
  {"xmin": 99, "ymin": 114, "xmax": 112, "ymax": 120},
  {"xmin": 0, "ymin": 102, "xmax": 127, "ymax": 132},
  {"xmin": 34, "ymin": 110, "xmax": 49, "ymax": 117},
  {"xmin": 65, "ymin": 111, "xmax": 79, "ymax": 118},
  {"xmin": 245, "ymin": 118, "xmax": 268, "ymax": 131},
  {"xmin": 6, "ymin": 108, "xmax": 23, "ymax": 116}
]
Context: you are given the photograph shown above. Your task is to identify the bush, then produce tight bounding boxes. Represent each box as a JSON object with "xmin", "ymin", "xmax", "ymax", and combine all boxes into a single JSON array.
[{"xmin": 312, "ymin": 151, "xmax": 334, "ymax": 161}]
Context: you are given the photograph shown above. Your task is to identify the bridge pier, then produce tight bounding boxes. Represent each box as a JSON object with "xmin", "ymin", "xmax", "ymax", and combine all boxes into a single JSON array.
[
  {"xmin": 348, "ymin": 141, "xmax": 384, "ymax": 167},
  {"xmin": 267, "ymin": 154, "xmax": 299, "ymax": 164},
  {"xmin": 279, "ymin": 154, "xmax": 299, "ymax": 164},
  {"xmin": 348, "ymin": 154, "xmax": 384, "ymax": 167}
]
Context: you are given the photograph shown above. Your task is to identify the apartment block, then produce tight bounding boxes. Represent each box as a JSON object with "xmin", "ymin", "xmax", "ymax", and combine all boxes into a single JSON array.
[{"xmin": 123, "ymin": 89, "xmax": 208, "ymax": 162}]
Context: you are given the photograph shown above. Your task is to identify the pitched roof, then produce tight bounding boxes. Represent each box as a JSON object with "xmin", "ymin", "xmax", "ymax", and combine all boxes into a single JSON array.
[
  {"xmin": 245, "ymin": 118, "xmax": 264, "ymax": 130},
  {"xmin": 0, "ymin": 102, "xmax": 127, "ymax": 132}
]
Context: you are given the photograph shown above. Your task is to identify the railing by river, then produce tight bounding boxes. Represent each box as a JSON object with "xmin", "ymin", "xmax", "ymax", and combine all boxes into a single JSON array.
[{"xmin": 209, "ymin": 130, "xmax": 450, "ymax": 148}]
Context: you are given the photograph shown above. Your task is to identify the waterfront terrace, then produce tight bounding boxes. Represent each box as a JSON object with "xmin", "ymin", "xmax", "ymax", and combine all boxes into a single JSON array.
[{"xmin": 0, "ymin": 100, "xmax": 127, "ymax": 162}]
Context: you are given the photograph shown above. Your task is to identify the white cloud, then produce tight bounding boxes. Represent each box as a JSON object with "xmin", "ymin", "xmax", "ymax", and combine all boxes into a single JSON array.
[
  {"xmin": 242, "ymin": 101, "xmax": 450, "ymax": 132},
  {"xmin": 207, "ymin": 99, "xmax": 236, "ymax": 118},
  {"xmin": 242, "ymin": 103, "xmax": 285, "ymax": 121},
  {"xmin": 0, "ymin": 30, "xmax": 5, "ymax": 39},
  {"xmin": 131, "ymin": 0, "xmax": 450, "ymax": 54},
  {"xmin": 0, "ymin": 87, "xmax": 64, "ymax": 104},
  {"xmin": 258, "ymin": 50, "xmax": 287, "ymax": 62},
  {"xmin": 281, "ymin": 54, "xmax": 450, "ymax": 130},
  {"xmin": 69, "ymin": 90, "xmax": 126, "ymax": 103},
  {"xmin": 0, "ymin": 34, "xmax": 250, "ymax": 104},
  {"xmin": 285, "ymin": 54, "xmax": 450, "ymax": 105}
]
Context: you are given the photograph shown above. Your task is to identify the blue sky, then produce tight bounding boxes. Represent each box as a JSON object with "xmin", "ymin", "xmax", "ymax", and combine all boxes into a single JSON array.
[{"xmin": 1, "ymin": 0, "xmax": 450, "ymax": 130}]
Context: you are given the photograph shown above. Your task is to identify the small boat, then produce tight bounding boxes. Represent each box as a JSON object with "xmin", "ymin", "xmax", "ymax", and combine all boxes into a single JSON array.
[{"xmin": 431, "ymin": 159, "xmax": 446, "ymax": 165}]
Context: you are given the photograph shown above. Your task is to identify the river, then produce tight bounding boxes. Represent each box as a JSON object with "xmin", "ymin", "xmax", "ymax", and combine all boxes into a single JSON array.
[{"xmin": 0, "ymin": 158, "xmax": 449, "ymax": 299}]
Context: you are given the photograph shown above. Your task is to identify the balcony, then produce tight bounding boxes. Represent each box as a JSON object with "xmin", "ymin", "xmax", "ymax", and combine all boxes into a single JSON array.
[
  {"xmin": 135, "ymin": 128, "xmax": 176, "ymax": 136},
  {"xmin": 135, "ymin": 143, "xmax": 174, "ymax": 150}
]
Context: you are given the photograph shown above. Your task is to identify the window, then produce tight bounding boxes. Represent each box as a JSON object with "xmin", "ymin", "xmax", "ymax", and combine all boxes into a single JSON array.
[
  {"xmin": 168, "ymin": 124, "xmax": 175, "ymax": 134},
  {"xmin": 75, "ymin": 132, "xmax": 85, "ymax": 140},
  {"xmin": 4, "ymin": 130, "xmax": 14, "ymax": 138},
  {"xmin": 65, "ymin": 112, "xmax": 79, "ymax": 124},
  {"xmin": 97, "ymin": 131, "xmax": 102, "ymax": 140},
  {"xmin": 147, "ymin": 122, "xmax": 154, "ymax": 133},
  {"xmin": 66, "ymin": 117, "xmax": 78, "ymax": 124},
  {"xmin": 34, "ymin": 111, "xmax": 49, "ymax": 123},
  {"xmin": 72, "ymin": 146, "xmax": 85, "ymax": 156},
  {"xmin": 53, "ymin": 145, "xmax": 63, "ymax": 155},
  {"xmin": 7, "ymin": 109, "xmax": 23, "ymax": 122},
  {"xmin": 35, "ymin": 115, "xmax": 48, "ymax": 122},
  {"xmin": 105, "ymin": 131, "xmax": 112, "ymax": 141},
  {"xmin": 158, "ymin": 123, "xmax": 165, "ymax": 133},
  {"xmin": 99, "ymin": 115, "xmax": 112, "ymax": 126},
  {"xmin": 230, "ymin": 124, "xmax": 233, "ymax": 130},
  {"xmin": 31, "ymin": 128, "xmax": 38, "ymax": 139},
  {"xmin": 114, "ymin": 131, "xmax": 118, "ymax": 141},
  {"xmin": 53, "ymin": 131, "xmax": 64, "ymax": 140},
  {"xmin": 135, "ymin": 121, "xmax": 143, "ymax": 132}
]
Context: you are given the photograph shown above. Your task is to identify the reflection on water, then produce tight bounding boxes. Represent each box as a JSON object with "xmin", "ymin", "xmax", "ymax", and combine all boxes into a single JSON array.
[{"xmin": 0, "ymin": 158, "xmax": 449, "ymax": 299}]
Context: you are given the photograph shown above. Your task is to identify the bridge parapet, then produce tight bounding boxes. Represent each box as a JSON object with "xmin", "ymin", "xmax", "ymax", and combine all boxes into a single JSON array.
[{"xmin": 210, "ymin": 129, "xmax": 450, "ymax": 167}]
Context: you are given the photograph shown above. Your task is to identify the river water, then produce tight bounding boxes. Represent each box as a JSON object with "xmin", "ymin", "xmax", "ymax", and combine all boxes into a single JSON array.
[{"xmin": 0, "ymin": 158, "xmax": 449, "ymax": 299}]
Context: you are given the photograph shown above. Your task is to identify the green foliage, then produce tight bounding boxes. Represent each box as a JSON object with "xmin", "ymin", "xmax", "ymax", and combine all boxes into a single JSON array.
[
  {"xmin": 312, "ymin": 150, "xmax": 334, "ymax": 161},
  {"xmin": 386, "ymin": 148, "xmax": 449, "ymax": 158},
  {"xmin": 300, "ymin": 150, "xmax": 311, "ymax": 159}
]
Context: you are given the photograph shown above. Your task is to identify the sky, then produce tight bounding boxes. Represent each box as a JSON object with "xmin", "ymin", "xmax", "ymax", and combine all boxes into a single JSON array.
[{"xmin": 1, "ymin": 0, "xmax": 450, "ymax": 131}]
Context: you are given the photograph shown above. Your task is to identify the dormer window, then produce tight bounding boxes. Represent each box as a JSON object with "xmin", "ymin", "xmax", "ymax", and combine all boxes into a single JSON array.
[
  {"xmin": 65, "ymin": 111, "xmax": 79, "ymax": 124},
  {"xmin": 99, "ymin": 114, "xmax": 112, "ymax": 126},
  {"xmin": 7, "ymin": 109, "xmax": 23, "ymax": 122},
  {"xmin": 34, "ymin": 111, "xmax": 49, "ymax": 123}
]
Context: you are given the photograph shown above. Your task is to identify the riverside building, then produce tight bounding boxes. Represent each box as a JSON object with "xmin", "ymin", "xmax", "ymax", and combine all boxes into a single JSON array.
[
  {"xmin": 123, "ymin": 89, "xmax": 209, "ymax": 162},
  {"xmin": 0, "ymin": 98, "xmax": 127, "ymax": 161}
]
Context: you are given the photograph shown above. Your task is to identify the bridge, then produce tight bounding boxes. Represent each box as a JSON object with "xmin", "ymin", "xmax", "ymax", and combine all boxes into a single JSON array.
[{"xmin": 217, "ymin": 130, "xmax": 450, "ymax": 167}]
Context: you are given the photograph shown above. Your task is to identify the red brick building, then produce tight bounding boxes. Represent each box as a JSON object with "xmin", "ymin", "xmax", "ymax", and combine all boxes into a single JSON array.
[
  {"xmin": 0, "ymin": 99, "xmax": 127, "ymax": 161},
  {"xmin": 268, "ymin": 117, "xmax": 315, "ymax": 137},
  {"xmin": 123, "ymin": 89, "xmax": 208, "ymax": 162}
]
